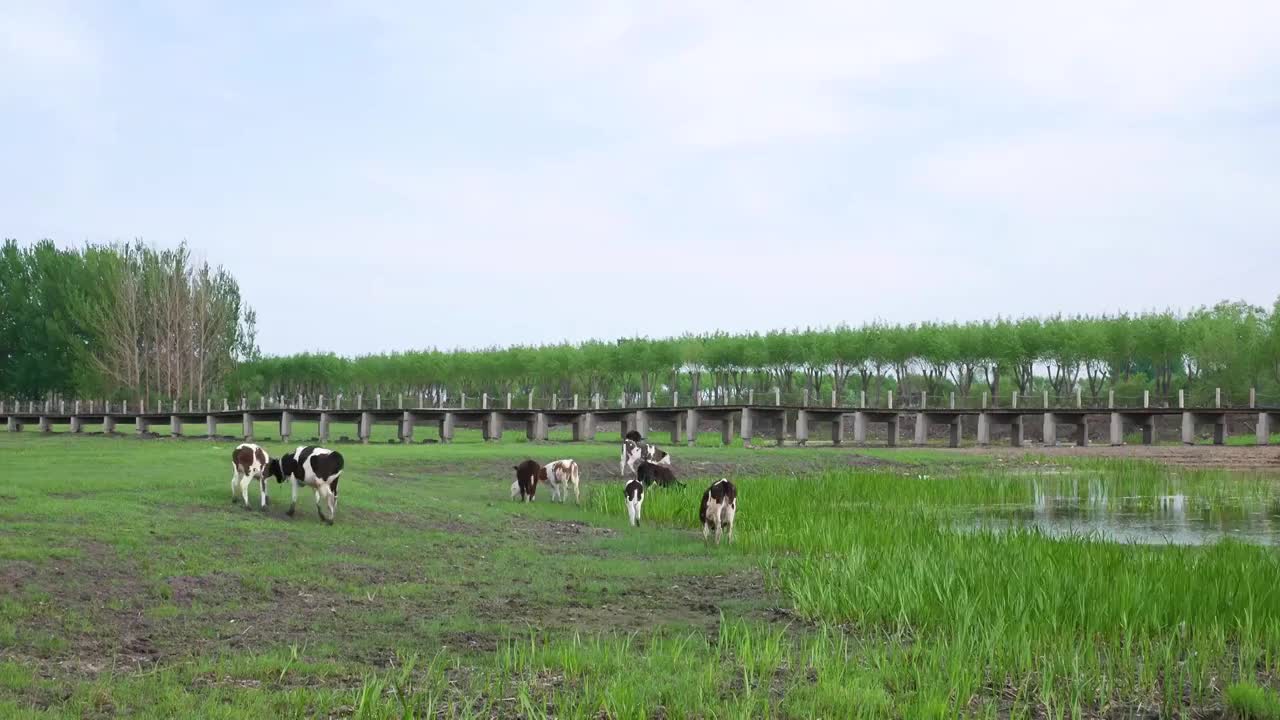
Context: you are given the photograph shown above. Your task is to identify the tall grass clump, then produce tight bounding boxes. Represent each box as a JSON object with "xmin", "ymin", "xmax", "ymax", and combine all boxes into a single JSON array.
[{"xmin": 590, "ymin": 464, "xmax": 1280, "ymax": 715}]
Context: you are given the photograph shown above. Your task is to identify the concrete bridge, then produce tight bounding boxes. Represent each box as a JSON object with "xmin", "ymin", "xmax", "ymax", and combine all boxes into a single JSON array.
[{"xmin": 4, "ymin": 399, "xmax": 1278, "ymax": 447}]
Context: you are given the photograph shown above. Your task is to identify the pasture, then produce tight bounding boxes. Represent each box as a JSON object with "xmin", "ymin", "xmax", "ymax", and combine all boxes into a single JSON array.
[{"xmin": 2, "ymin": 433, "xmax": 1280, "ymax": 718}]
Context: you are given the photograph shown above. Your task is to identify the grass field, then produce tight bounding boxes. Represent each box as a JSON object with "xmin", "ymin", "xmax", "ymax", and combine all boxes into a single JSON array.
[{"xmin": 2, "ymin": 433, "xmax": 1280, "ymax": 718}]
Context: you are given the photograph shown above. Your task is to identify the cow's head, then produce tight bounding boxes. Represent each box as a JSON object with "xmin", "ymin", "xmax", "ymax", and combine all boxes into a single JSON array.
[{"xmin": 270, "ymin": 454, "xmax": 293, "ymax": 483}]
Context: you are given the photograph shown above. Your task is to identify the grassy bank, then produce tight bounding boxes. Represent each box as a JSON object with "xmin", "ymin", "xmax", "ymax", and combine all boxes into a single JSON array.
[{"xmin": 2, "ymin": 433, "xmax": 1279, "ymax": 717}]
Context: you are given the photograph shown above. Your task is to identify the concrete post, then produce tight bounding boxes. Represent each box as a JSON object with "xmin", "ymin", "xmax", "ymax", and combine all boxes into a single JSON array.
[
  {"xmin": 594, "ymin": 394, "xmax": 601, "ymax": 410},
  {"xmin": 68, "ymin": 414, "xmax": 81, "ymax": 433},
  {"xmin": 685, "ymin": 409, "xmax": 699, "ymax": 446},
  {"xmin": 359, "ymin": 412, "xmax": 372, "ymax": 444},
  {"xmin": 886, "ymin": 415, "xmax": 899, "ymax": 447},
  {"xmin": 1042, "ymin": 391, "xmax": 1049, "ymax": 408},
  {"xmin": 573, "ymin": 394, "xmax": 579, "ymax": 410},
  {"xmin": 673, "ymin": 391, "xmax": 680, "ymax": 407},
  {"xmin": 223, "ymin": 399, "xmax": 229, "ymax": 412},
  {"xmin": 242, "ymin": 413, "xmax": 253, "ymax": 441},
  {"xmin": 419, "ymin": 393, "xmax": 424, "ymax": 409},
  {"xmin": 620, "ymin": 393, "xmax": 626, "ymax": 409},
  {"xmin": 947, "ymin": 418, "xmax": 961, "ymax": 448},
  {"xmin": 1043, "ymin": 413, "xmax": 1057, "ymax": 446},
  {"xmin": 921, "ymin": 392, "xmax": 927, "ymax": 410},
  {"xmin": 1141, "ymin": 417, "xmax": 1155, "ymax": 445},
  {"xmin": 1108, "ymin": 390, "xmax": 1115, "ymax": 409},
  {"xmin": 575, "ymin": 413, "xmax": 595, "ymax": 442},
  {"xmin": 802, "ymin": 389, "xmax": 809, "ymax": 407},
  {"xmin": 1181, "ymin": 413, "xmax": 1196, "ymax": 444},
  {"xmin": 1075, "ymin": 417, "xmax": 1088, "ymax": 447},
  {"xmin": 981, "ymin": 392, "xmax": 988, "ymax": 409},
  {"xmin": 774, "ymin": 387, "xmax": 781, "ymax": 405},
  {"xmin": 279, "ymin": 411, "xmax": 292, "ymax": 443},
  {"xmin": 260, "ymin": 396, "xmax": 265, "ymax": 411},
  {"xmin": 1215, "ymin": 388, "xmax": 1222, "ymax": 409},
  {"xmin": 1258, "ymin": 412, "xmax": 1273, "ymax": 445},
  {"xmin": 777, "ymin": 411, "xmax": 788, "ymax": 446},
  {"xmin": 1012, "ymin": 392, "xmax": 1018, "ymax": 409},
  {"xmin": 1214, "ymin": 415, "xmax": 1226, "ymax": 445},
  {"xmin": 528, "ymin": 392, "xmax": 535, "ymax": 410},
  {"xmin": 740, "ymin": 407, "xmax": 753, "ymax": 445},
  {"xmin": 38, "ymin": 416, "xmax": 51, "ymax": 433},
  {"xmin": 170, "ymin": 415, "xmax": 182, "ymax": 437},
  {"xmin": 1178, "ymin": 390, "xmax": 1184, "ymax": 409},
  {"xmin": 887, "ymin": 391, "xmax": 893, "ymax": 409},
  {"xmin": 357, "ymin": 393, "xmax": 364, "ymax": 409},
  {"xmin": 482, "ymin": 393, "xmax": 489, "ymax": 410},
  {"xmin": 1250, "ymin": 388, "xmax": 1256, "ymax": 409},
  {"xmin": 103, "ymin": 414, "xmax": 116, "ymax": 434},
  {"xmin": 1075, "ymin": 387, "xmax": 1082, "ymax": 408},
  {"xmin": 720, "ymin": 415, "xmax": 734, "ymax": 446},
  {"xmin": 528, "ymin": 413, "xmax": 547, "ymax": 441},
  {"xmin": 645, "ymin": 392, "xmax": 652, "ymax": 407},
  {"xmin": 397, "ymin": 393, "xmax": 403, "ymax": 409},
  {"xmin": 670, "ymin": 414, "xmax": 682, "ymax": 445},
  {"xmin": 950, "ymin": 392, "xmax": 956, "ymax": 410},
  {"xmin": 829, "ymin": 416, "xmax": 843, "ymax": 446},
  {"xmin": 747, "ymin": 389, "xmax": 753, "ymax": 405},
  {"xmin": 6, "ymin": 415, "xmax": 16, "ymax": 433},
  {"xmin": 461, "ymin": 393, "xmax": 467, "ymax": 408},
  {"xmin": 1143, "ymin": 390, "xmax": 1150, "ymax": 409},
  {"xmin": 634, "ymin": 410, "xmax": 648, "ymax": 437},
  {"xmin": 485, "ymin": 412, "xmax": 503, "ymax": 442},
  {"xmin": 318, "ymin": 412, "xmax": 330, "ymax": 442},
  {"xmin": 795, "ymin": 410, "xmax": 809, "ymax": 445},
  {"xmin": 860, "ymin": 390, "xmax": 867, "ymax": 408},
  {"xmin": 207, "ymin": 415, "xmax": 217, "ymax": 437},
  {"xmin": 853, "ymin": 412, "xmax": 868, "ymax": 444},
  {"xmin": 439, "ymin": 412, "xmax": 454, "ymax": 443},
  {"xmin": 376, "ymin": 394, "xmax": 382, "ymax": 410},
  {"xmin": 1009, "ymin": 415, "xmax": 1023, "ymax": 447},
  {"xmin": 1110, "ymin": 413, "xmax": 1123, "ymax": 446},
  {"xmin": 914, "ymin": 413, "xmax": 929, "ymax": 446},
  {"xmin": 137, "ymin": 415, "xmax": 152, "ymax": 435},
  {"xmin": 335, "ymin": 394, "xmax": 343, "ymax": 410},
  {"xmin": 831, "ymin": 390, "xmax": 837, "ymax": 408}
]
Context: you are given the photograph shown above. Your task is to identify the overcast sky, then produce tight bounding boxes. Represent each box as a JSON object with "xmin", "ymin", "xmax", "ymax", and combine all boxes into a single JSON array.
[{"xmin": 3, "ymin": 1, "xmax": 1278, "ymax": 356}]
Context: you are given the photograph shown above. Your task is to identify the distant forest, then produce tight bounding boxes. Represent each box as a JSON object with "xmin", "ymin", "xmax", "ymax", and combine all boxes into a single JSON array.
[{"xmin": 3, "ymin": 239, "xmax": 1278, "ymax": 407}]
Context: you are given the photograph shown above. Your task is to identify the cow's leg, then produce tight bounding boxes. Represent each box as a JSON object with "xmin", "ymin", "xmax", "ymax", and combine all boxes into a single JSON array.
[
  {"xmin": 314, "ymin": 487, "xmax": 325, "ymax": 521},
  {"xmin": 725, "ymin": 502, "xmax": 736, "ymax": 544},
  {"xmin": 318, "ymin": 484, "xmax": 336, "ymax": 525},
  {"xmin": 572, "ymin": 480, "xmax": 580, "ymax": 505},
  {"xmin": 239, "ymin": 476, "xmax": 254, "ymax": 508},
  {"xmin": 620, "ymin": 450, "xmax": 626, "ymax": 477},
  {"xmin": 287, "ymin": 477, "xmax": 298, "ymax": 516},
  {"xmin": 231, "ymin": 469, "xmax": 240, "ymax": 504},
  {"xmin": 259, "ymin": 475, "xmax": 269, "ymax": 510}
]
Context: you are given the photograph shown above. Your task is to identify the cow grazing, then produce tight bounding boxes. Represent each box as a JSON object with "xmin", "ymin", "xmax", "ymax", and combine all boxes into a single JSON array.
[
  {"xmin": 267, "ymin": 446, "xmax": 345, "ymax": 524},
  {"xmin": 230, "ymin": 443, "xmax": 272, "ymax": 510},
  {"xmin": 621, "ymin": 432, "xmax": 671, "ymax": 477},
  {"xmin": 637, "ymin": 461, "xmax": 683, "ymax": 489},
  {"xmin": 624, "ymin": 477, "xmax": 645, "ymax": 527},
  {"xmin": 513, "ymin": 459, "xmax": 541, "ymax": 502},
  {"xmin": 539, "ymin": 459, "xmax": 581, "ymax": 504},
  {"xmin": 699, "ymin": 478, "xmax": 737, "ymax": 545}
]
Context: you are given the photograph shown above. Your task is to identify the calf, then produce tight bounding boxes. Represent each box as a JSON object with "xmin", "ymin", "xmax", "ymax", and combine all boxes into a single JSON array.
[
  {"xmin": 699, "ymin": 478, "xmax": 737, "ymax": 545},
  {"xmin": 539, "ymin": 459, "xmax": 581, "ymax": 504},
  {"xmin": 230, "ymin": 443, "xmax": 272, "ymax": 510},
  {"xmin": 624, "ymin": 477, "xmax": 645, "ymax": 527},
  {"xmin": 512, "ymin": 459, "xmax": 540, "ymax": 502},
  {"xmin": 267, "ymin": 446, "xmax": 345, "ymax": 524},
  {"xmin": 621, "ymin": 432, "xmax": 671, "ymax": 477},
  {"xmin": 637, "ymin": 461, "xmax": 683, "ymax": 489}
]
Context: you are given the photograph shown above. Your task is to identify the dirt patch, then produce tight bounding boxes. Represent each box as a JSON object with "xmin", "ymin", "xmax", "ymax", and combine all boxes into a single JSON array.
[
  {"xmin": 961, "ymin": 444, "xmax": 1280, "ymax": 471},
  {"xmin": 168, "ymin": 573, "xmax": 242, "ymax": 606}
]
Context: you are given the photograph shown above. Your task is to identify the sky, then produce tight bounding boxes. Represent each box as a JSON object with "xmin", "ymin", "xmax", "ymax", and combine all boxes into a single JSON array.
[{"xmin": 2, "ymin": 1, "xmax": 1279, "ymax": 357}]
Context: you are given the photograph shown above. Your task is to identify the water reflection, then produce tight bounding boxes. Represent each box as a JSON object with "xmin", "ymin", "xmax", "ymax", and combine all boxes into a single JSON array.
[{"xmin": 977, "ymin": 476, "xmax": 1280, "ymax": 546}]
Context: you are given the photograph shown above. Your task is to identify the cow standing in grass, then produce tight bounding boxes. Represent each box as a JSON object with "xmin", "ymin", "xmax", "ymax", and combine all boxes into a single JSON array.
[
  {"xmin": 621, "ymin": 430, "xmax": 671, "ymax": 477},
  {"xmin": 637, "ymin": 460, "xmax": 683, "ymax": 489},
  {"xmin": 699, "ymin": 478, "xmax": 737, "ymax": 545},
  {"xmin": 230, "ymin": 443, "xmax": 272, "ymax": 510},
  {"xmin": 539, "ymin": 459, "xmax": 581, "ymax": 504},
  {"xmin": 512, "ymin": 459, "xmax": 541, "ymax": 502},
  {"xmin": 624, "ymin": 476, "xmax": 645, "ymax": 527},
  {"xmin": 267, "ymin": 446, "xmax": 345, "ymax": 524}
]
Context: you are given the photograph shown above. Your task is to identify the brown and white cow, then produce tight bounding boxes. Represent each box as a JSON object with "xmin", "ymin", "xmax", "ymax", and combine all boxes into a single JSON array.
[
  {"xmin": 230, "ymin": 443, "xmax": 272, "ymax": 510},
  {"xmin": 267, "ymin": 446, "xmax": 345, "ymax": 524},
  {"xmin": 512, "ymin": 459, "xmax": 541, "ymax": 502},
  {"xmin": 538, "ymin": 459, "xmax": 581, "ymax": 504},
  {"xmin": 699, "ymin": 478, "xmax": 737, "ymax": 545}
]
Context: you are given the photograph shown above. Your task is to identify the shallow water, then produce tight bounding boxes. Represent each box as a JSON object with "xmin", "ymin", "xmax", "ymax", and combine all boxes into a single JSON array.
[{"xmin": 975, "ymin": 474, "xmax": 1280, "ymax": 546}]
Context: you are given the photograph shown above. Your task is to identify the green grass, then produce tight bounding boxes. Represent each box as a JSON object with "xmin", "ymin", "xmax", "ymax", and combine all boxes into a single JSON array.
[{"xmin": 2, "ymin": 433, "xmax": 1279, "ymax": 717}]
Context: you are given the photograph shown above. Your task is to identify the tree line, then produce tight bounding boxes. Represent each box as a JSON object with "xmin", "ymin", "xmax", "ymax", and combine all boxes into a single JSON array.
[
  {"xmin": 230, "ymin": 300, "xmax": 1280, "ymax": 408},
  {"xmin": 0, "ymin": 240, "xmax": 257, "ymax": 404}
]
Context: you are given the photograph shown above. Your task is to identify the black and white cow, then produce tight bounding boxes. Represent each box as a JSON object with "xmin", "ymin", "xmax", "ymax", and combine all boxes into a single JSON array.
[
  {"xmin": 699, "ymin": 478, "xmax": 737, "ymax": 545},
  {"xmin": 621, "ymin": 430, "xmax": 671, "ymax": 477},
  {"xmin": 267, "ymin": 446, "xmax": 345, "ymax": 524},
  {"xmin": 637, "ymin": 460, "xmax": 683, "ymax": 489},
  {"xmin": 230, "ymin": 443, "xmax": 271, "ymax": 510},
  {"xmin": 624, "ymin": 476, "xmax": 645, "ymax": 527}
]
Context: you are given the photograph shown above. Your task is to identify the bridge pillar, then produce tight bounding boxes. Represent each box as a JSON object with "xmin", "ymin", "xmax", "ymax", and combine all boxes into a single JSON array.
[
  {"xmin": 720, "ymin": 415, "xmax": 735, "ymax": 446},
  {"xmin": 619, "ymin": 414, "xmax": 635, "ymax": 439},
  {"xmin": 977, "ymin": 413, "xmax": 990, "ymax": 445},
  {"xmin": 685, "ymin": 409, "xmax": 699, "ymax": 447},
  {"xmin": 853, "ymin": 411, "xmax": 867, "ymax": 444},
  {"xmin": 914, "ymin": 412, "xmax": 929, "ymax": 446},
  {"xmin": 795, "ymin": 410, "xmax": 809, "ymax": 445},
  {"xmin": 171, "ymin": 415, "xmax": 183, "ymax": 437},
  {"xmin": 634, "ymin": 410, "xmax": 649, "ymax": 438},
  {"xmin": 531, "ymin": 413, "xmax": 548, "ymax": 441},
  {"xmin": 1109, "ymin": 413, "xmax": 1123, "ymax": 446},
  {"xmin": 5, "ymin": 415, "xmax": 17, "ymax": 433},
  {"xmin": 948, "ymin": 417, "xmax": 961, "ymax": 448},
  {"xmin": 1076, "ymin": 417, "xmax": 1088, "ymax": 447},
  {"xmin": 139, "ymin": 416, "xmax": 152, "ymax": 436},
  {"xmin": 206, "ymin": 415, "xmax": 217, "ymax": 438},
  {"xmin": 739, "ymin": 407, "xmax": 753, "ymax": 445},
  {"xmin": 280, "ymin": 411, "xmax": 294, "ymax": 442},
  {"xmin": 1258, "ymin": 412, "xmax": 1278, "ymax": 445},
  {"xmin": 776, "ymin": 411, "xmax": 788, "ymax": 446},
  {"xmin": 831, "ymin": 416, "xmax": 844, "ymax": 446},
  {"xmin": 399, "ymin": 412, "xmax": 413, "ymax": 444},
  {"xmin": 1043, "ymin": 412, "xmax": 1057, "ymax": 446},
  {"xmin": 886, "ymin": 415, "xmax": 899, "ymax": 447},
  {"xmin": 485, "ymin": 412, "xmax": 503, "ymax": 442},
  {"xmin": 359, "ymin": 412, "xmax": 373, "ymax": 444},
  {"xmin": 1009, "ymin": 415, "xmax": 1023, "ymax": 447},
  {"xmin": 439, "ymin": 412, "xmax": 454, "ymax": 443},
  {"xmin": 317, "ymin": 412, "xmax": 330, "ymax": 442},
  {"xmin": 670, "ymin": 414, "xmax": 683, "ymax": 445},
  {"xmin": 103, "ymin": 415, "xmax": 116, "ymax": 434},
  {"xmin": 574, "ymin": 412, "xmax": 594, "ymax": 442},
  {"xmin": 70, "ymin": 415, "xmax": 82, "ymax": 433},
  {"xmin": 39, "ymin": 416, "xmax": 51, "ymax": 433},
  {"xmin": 242, "ymin": 413, "xmax": 253, "ymax": 441}
]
